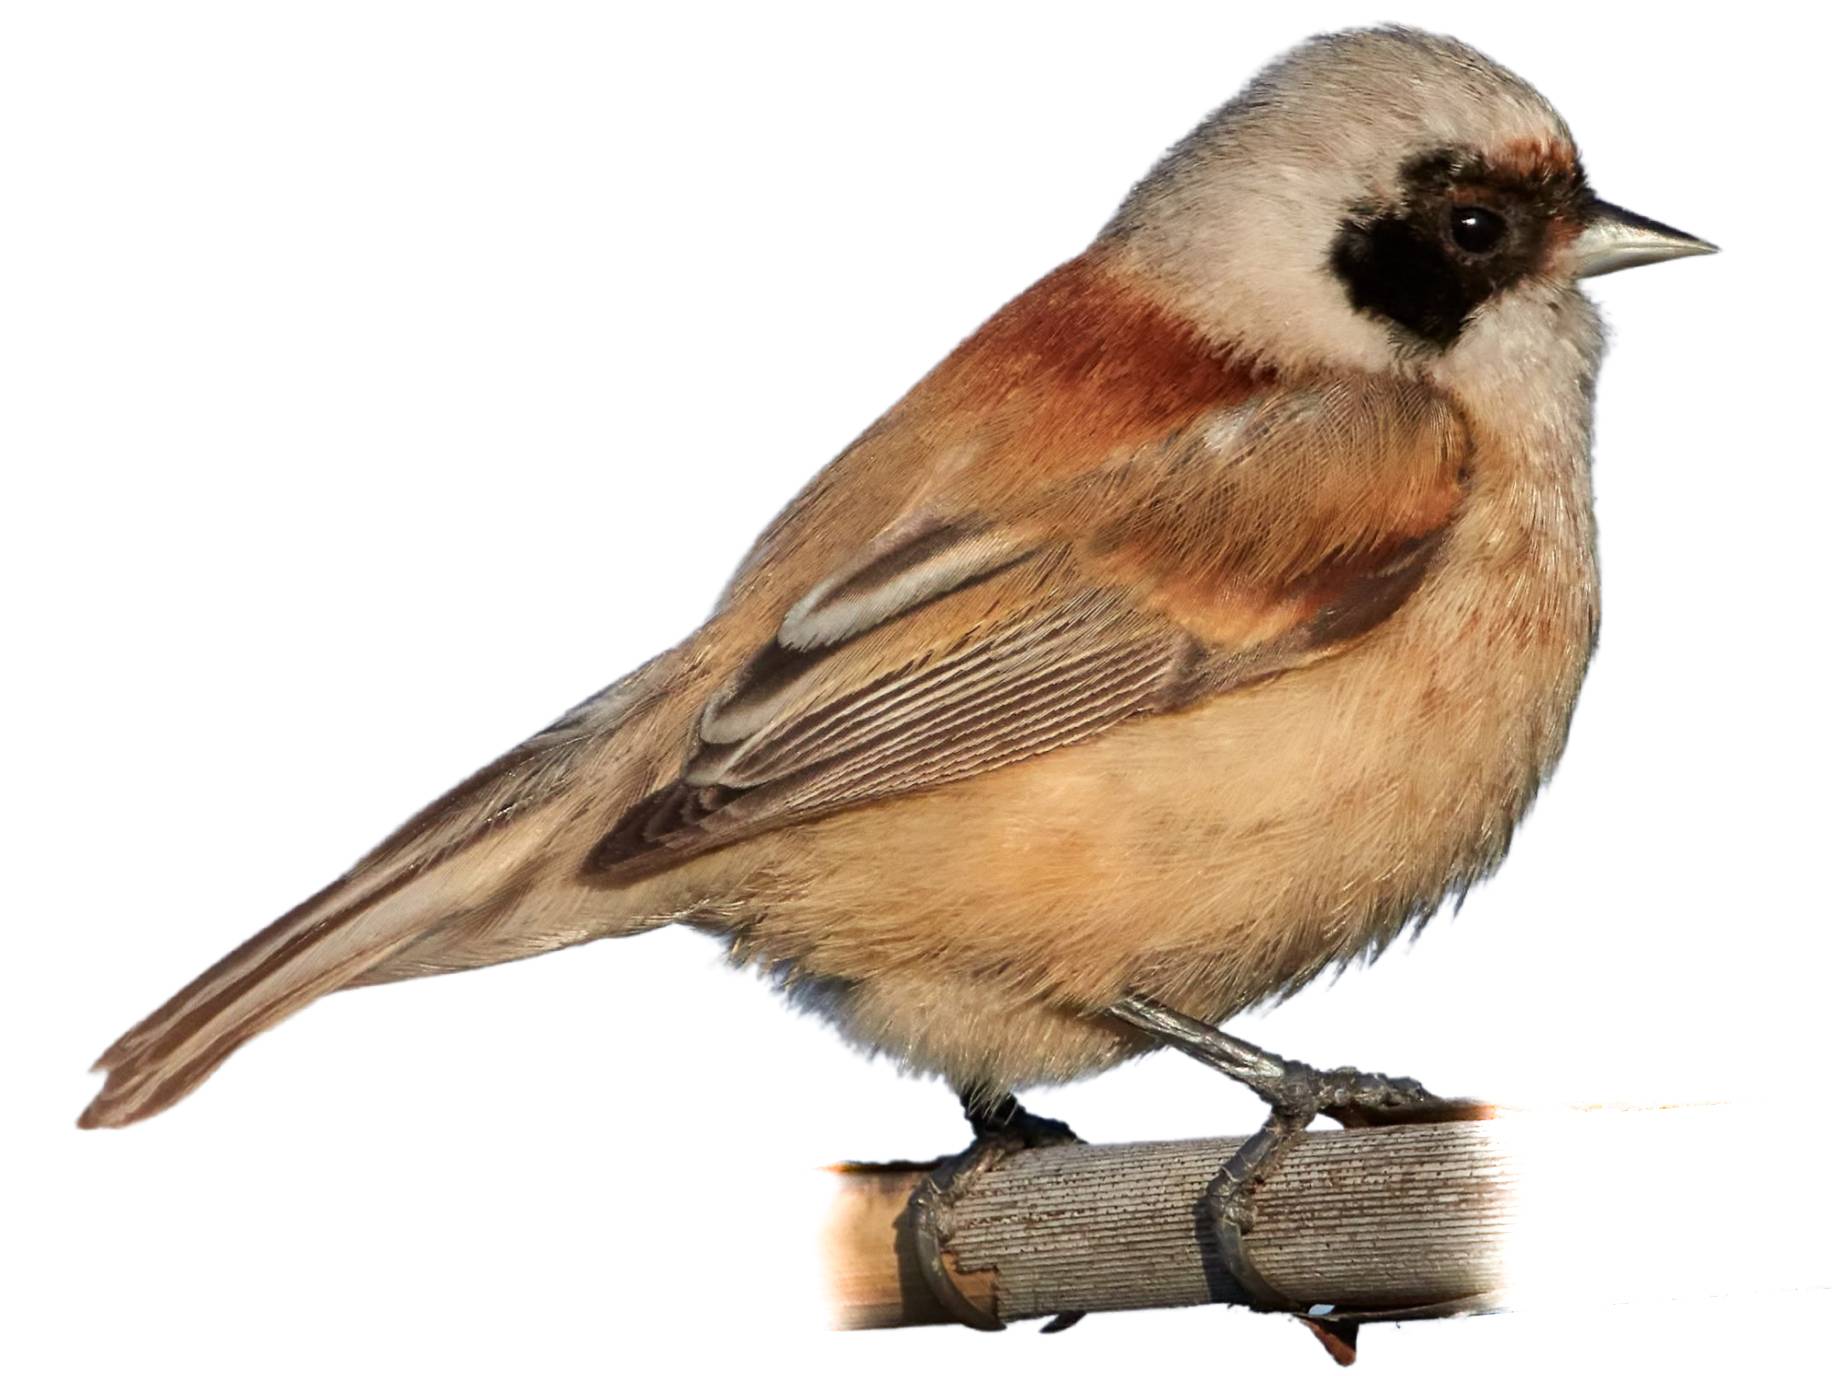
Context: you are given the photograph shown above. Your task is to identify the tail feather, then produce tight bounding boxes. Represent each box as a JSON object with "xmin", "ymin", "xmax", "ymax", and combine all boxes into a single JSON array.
[
  {"xmin": 89, "ymin": 862, "xmax": 409, "ymax": 1075},
  {"xmin": 79, "ymin": 864, "xmax": 462, "ymax": 1129}
]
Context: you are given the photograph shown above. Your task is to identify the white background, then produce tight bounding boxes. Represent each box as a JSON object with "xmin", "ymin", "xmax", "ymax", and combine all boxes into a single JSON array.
[{"xmin": 5, "ymin": 2, "xmax": 1830, "ymax": 1370}]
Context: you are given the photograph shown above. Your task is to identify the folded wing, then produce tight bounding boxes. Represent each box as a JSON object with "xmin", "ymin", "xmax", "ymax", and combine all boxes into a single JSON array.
[{"xmin": 592, "ymin": 377, "xmax": 1469, "ymax": 880}]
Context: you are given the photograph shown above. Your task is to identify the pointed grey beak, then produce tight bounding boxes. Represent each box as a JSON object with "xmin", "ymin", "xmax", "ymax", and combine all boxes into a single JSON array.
[{"xmin": 1573, "ymin": 201, "xmax": 1718, "ymax": 278}]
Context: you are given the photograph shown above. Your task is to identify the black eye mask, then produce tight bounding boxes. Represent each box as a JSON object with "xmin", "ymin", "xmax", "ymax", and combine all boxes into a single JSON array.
[{"xmin": 1329, "ymin": 147, "xmax": 1590, "ymax": 348}]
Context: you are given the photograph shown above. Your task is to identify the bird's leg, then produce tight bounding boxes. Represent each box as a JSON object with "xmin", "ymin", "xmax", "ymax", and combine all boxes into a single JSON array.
[
  {"xmin": 1110, "ymin": 994, "xmax": 1490, "ymax": 1359},
  {"xmin": 908, "ymin": 1086, "xmax": 1082, "ymax": 1332},
  {"xmin": 959, "ymin": 1087, "xmax": 1081, "ymax": 1153},
  {"xmin": 1110, "ymin": 995, "xmax": 1480, "ymax": 1129}
]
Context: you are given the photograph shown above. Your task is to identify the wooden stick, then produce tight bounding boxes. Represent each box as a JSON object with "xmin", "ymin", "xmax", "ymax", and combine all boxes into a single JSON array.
[
  {"xmin": 821, "ymin": 1103, "xmax": 1814, "ymax": 1352},
  {"xmin": 824, "ymin": 1120, "xmax": 1511, "ymax": 1331}
]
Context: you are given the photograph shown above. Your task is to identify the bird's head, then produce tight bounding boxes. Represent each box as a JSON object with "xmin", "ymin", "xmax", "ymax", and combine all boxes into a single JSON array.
[{"xmin": 1104, "ymin": 26, "xmax": 1714, "ymax": 377}]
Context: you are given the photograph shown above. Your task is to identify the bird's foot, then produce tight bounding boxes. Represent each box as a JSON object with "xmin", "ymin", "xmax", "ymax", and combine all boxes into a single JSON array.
[
  {"xmin": 1209, "ymin": 1063, "xmax": 1490, "ymax": 1364},
  {"xmin": 1271, "ymin": 1057, "xmax": 1488, "ymax": 1130},
  {"xmin": 1110, "ymin": 996, "xmax": 1492, "ymax": 1362},
  {"xmin": 908, "ymin": 1091, "xmax": 1082, "ymax": 1332}
]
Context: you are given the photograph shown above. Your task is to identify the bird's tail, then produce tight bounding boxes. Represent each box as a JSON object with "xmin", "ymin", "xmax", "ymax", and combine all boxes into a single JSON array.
[
  {"xmin": 78, "ymin": 651, "xmax": 693, "ymax": 1130},
  {"xmin": 79, "ymin": 855, "xmax": 480, "ymax": 1129}
]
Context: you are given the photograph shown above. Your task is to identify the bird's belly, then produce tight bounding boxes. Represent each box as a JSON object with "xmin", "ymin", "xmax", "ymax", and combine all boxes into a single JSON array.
[{"xmin": 685, "ymin": 536, "xmax": 1595, "ymax": 1091}]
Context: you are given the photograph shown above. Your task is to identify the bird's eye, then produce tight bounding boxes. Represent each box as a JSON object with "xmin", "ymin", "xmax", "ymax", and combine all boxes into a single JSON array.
[{"xmin": 1449, "ymin": 205, "xmax": 1507, "ymax": 254}]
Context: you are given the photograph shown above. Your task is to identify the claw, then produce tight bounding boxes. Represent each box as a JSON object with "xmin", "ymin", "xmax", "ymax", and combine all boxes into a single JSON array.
[
  {"xmin": 908, "ymin": 1146, "xmax": 1010, "ymax": 1331},
  {"xmin": 907, "ymin": 1091, "xmax": 1083, "ymax": 1333}
]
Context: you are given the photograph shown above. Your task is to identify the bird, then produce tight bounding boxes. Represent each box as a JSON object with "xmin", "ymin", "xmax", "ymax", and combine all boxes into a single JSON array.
[{"xmin": 81, "ymin": 28, "xmax": 1714, "ymax": 1294}]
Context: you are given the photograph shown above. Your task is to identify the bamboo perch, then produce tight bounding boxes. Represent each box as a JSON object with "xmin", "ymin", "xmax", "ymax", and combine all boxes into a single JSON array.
[
  {"xmin": 821, "ymin": 1105, "xmax": 1792, "ymax": 1340},
  {"xmin": 824, "ymin": 1121, "xmax": 1509, "ymax": 1334}
]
